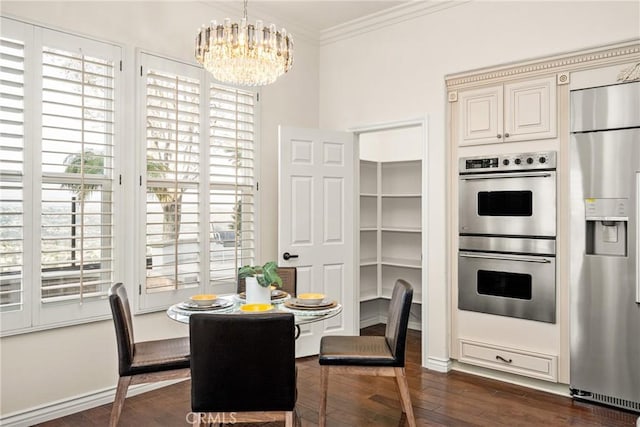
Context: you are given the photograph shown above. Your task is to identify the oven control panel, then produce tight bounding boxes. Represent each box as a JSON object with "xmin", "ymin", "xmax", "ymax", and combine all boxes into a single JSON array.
[{"xmin": 459, "ymin": 151, "xmax": 556, "ymax": 173}]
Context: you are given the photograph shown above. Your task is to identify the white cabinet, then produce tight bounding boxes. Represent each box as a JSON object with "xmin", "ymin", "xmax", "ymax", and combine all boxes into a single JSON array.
[
  {"xmin": 459, "ymin": 339, "xmax": 558, "ymax": 382},
  {"xmin": 359, "ymin": 160, "xmax": 422, "ymax": 307},
  {"xmin": 458, "ymin": 76, "xmax": 557, "ymax": 146}
]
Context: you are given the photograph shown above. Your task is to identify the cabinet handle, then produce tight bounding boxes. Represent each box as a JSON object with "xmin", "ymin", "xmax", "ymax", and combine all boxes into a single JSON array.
[
  {"xmin": 496, "ymin": 355, "xmax": 513, "ymax": 364},
  {"xmin": 497, "ymin": 134, "xmax": 502, "ymax": 139},
  {"xmin": 504, "ymin": 132, "xmax": 510, "ymax": 138}
]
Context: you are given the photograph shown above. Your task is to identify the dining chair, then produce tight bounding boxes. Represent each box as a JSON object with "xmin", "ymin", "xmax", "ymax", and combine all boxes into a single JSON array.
[
  {"xmin": 318, "ymin": 279, "xmax": 416, "ymax": 427},
  {"xmin": 108, "ymin": 283, "xmax": 190, "ymax": 427},
  {"xmin": 189, "ymin": 312, "xmax": 297, "ymax": 426},
  {"xmin": 237, "ymin": 266, "xmax": 297, "ymax": 296}
]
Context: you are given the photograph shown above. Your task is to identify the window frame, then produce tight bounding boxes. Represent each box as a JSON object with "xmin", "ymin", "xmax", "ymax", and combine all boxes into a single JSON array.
[
  {"xmin": 0, "ymin": 17, "xmax": 124, "ymax": 335},
  {"xmin": 0, "ymin": 20, "xmax": 261, "ymax": 333},
  {"xmin": 135, "ymin": 50, "xmax": 261, "ymax": 313}
]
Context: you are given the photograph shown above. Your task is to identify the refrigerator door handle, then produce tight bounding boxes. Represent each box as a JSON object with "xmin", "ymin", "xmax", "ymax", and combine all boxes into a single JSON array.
[{"xmin": 637, "ymin": 172, "xmax": 640, "ymax": 304}]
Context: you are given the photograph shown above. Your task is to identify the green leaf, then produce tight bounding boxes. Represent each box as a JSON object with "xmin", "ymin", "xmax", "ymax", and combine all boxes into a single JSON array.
[{"xmin": 238, "ymin": 261, "xmax": 282, "ymax": 288}]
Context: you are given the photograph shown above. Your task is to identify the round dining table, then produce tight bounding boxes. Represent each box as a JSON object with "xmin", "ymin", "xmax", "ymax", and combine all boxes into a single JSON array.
[{"xmin": 166, "ymin": 293, "xmax": 343, "ymax": 338}]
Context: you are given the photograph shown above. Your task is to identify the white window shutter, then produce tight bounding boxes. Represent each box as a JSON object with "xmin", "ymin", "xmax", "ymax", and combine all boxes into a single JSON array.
[
  {"xmin": 139, "ymin": 53, "xmax": 204, "ymax": 310},
  {"xmin": 209, "ymin": 84, "xmax": 256, "ymax": 294},
  {"xmin": 0, "ymin": 18, "xmax": 31, "ymax": 331}
]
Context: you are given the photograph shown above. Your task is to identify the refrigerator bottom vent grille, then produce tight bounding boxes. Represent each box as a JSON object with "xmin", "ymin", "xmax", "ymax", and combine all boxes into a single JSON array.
[{"xmin": 590, "ymin": 393, "xmax": 640, "ymax": 412}]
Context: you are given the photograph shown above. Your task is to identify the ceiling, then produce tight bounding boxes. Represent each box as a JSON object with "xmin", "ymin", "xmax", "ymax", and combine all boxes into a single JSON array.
[{"xmin": 202, "ymin": 1, "xmax": 408, "ymax": 40}]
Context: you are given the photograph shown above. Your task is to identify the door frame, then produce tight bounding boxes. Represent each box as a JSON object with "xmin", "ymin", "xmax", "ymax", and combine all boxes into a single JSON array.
[{"xmin": 349, "ymin": 116, "xmax": 429, "ymax": 368}]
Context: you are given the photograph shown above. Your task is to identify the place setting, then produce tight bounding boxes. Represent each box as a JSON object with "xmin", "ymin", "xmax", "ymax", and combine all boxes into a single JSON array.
[
  {"xmin": 239, "ymin": 303, "xmax": 274, "ymax": 313},
  {"xmin": 175, "ymin": 294, "xmax": 235, "ymax": 312},
  {"xmin": 282, "ymin": 293, "xmax": 340, "ymax": 316}
]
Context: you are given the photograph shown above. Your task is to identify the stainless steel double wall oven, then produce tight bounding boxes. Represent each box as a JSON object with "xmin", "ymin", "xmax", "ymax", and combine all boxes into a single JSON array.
[{"xmin": 458, "ymin": 151, "xmax": 557, "ymax": 323}]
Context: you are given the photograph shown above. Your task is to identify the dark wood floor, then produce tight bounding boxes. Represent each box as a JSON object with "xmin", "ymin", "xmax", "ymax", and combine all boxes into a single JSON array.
[{"xmin": 38, "ymin": 325, "xmax": 638, "ymax": 426}]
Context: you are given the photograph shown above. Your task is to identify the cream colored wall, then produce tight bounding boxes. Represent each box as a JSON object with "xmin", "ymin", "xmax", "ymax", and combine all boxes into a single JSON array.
[
  {"xmin": 318, "ymin": 1, "xmax": 640, "ymax": 367},
  {"xmin": 359, "ymin": 126, "xmax": 422, "ymax": 162},
  {"xmin": 0, "ymin": 1, "xmax": 318, "ymax": 416},
  {"xmin": 259, "ymin": 48, "xmax": 319, "ymax": 262}
]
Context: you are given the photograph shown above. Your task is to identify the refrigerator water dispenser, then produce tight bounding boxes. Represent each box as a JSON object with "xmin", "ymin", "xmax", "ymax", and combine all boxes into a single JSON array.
[{"xmin": 585, "ymin": 198, "xmax": 628, "ymax": 257}]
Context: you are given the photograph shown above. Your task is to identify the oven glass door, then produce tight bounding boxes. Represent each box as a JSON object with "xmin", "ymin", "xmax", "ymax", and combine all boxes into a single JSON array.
[
  {"xmin": 459, "ymin": 170, "xmax": 556, "ymax": 237},
  {"xmin": 458, "ymin": 251, "xmax": 556, "ymax": 323}
]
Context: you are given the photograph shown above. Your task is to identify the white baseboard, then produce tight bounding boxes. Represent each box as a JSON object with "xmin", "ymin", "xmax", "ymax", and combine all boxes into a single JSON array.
[
  {"xmin": 407, "ymin": 319, "xmax": 422, "ymax": 331},
  {"xmin": 0, "ymin": 379, "xmax": 188, "ymax": 427},
  {"xmin": 359, "ymin": 315, "xmax": 383, "ymax": 329},
  {"xmin": 426, "ymin": 356, "xmax": 453, "ymax": 373},
  {"xmin": 360, "ymin": 316, "xmax": 422, "ymax": 332}
]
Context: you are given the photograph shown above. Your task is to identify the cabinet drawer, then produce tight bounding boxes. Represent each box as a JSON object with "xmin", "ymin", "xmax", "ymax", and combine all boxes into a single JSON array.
[{"xmin": 459, "ymin": 339, "xmax": 558, "ymax": 382}]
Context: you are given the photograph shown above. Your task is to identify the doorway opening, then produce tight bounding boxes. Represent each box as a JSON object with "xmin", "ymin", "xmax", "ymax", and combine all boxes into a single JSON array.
[{"xmin": 353, "ymin": 118, "xmax": 427, "ymax": 365}]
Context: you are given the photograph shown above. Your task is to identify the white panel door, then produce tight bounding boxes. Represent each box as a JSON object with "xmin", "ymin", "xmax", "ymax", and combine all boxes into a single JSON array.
[{"xmin": 278, "ymin": 126, "xmax": 356, "ymax": 357}]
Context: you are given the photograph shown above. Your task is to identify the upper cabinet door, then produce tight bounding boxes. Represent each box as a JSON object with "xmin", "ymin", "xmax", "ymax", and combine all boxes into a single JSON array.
[
  {"xmin": 504, "ymin": 76, "xmax": 557, "ymax": 142},
  {"xmin": 457, "ymin": 75, "xmax": 557, "ymax": 146},
  {"xmin": 459, "ymin": 85, "xmax": 504, "ymax": 146}
]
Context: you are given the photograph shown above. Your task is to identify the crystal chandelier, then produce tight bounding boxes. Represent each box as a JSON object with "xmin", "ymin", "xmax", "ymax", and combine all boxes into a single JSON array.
[{"xmin": 195, "ymin": 0, "xmax": 294, "ymax": 86}]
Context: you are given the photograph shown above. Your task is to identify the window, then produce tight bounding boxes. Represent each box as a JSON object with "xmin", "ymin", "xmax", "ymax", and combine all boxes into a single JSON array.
[
  {"xmin": 209, "ymin": 84, "xmax": 257, "ymax": 293},
  {"xmin": 0, "ymin": 19, "xmax": 28, "ymax": 330},
  {"xmin": 0, "ymin": 18, "xmax": 122, "ymax": 333},
  {"xmin": 140, "ymin": 54, "xmax": 202, "ymax": 309},
  {"xmin": 138, "ymin": 53, "xmax": 258, "ymax": 310},
  {"xmin": 40, "ymin": 45, "xmax": 115, "ymax": 303},
  {"xmin": 0, "ymin": 19, "xmax": 259, "ymax": 329}
]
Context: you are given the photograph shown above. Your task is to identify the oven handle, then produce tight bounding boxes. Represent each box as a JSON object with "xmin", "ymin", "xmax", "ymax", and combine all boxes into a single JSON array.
[
  {"xmin": 460, "ymin": 171, "xmax": 554, "ymax": 180},
  {"xmin": 459, "ymin": 251, "xmax": 553, "ymax": 264}
]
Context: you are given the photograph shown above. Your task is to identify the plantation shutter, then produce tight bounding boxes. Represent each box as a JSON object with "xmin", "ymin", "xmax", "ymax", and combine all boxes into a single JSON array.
[
  {"xmin": 140, "ymin": 53, "xmax": 203, "ymax": 308},
  {"xmin": 1, "ymin": 20, "xmax": 121, "ymax": 332},
  {"xmin": 38, "ymin": 29, "xmax": 119, "ymax": 323},
  {"xmin": 0, "ymin": 19, "xmax": 30, "ymax": 329},
  {"xmin": 209, "ymin": 84, "xmax": 256, "ymax": 294}
]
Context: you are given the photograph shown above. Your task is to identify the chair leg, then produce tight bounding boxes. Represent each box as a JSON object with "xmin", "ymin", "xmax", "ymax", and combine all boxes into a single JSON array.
[
  {"xmin": 110, "ymin": 376, "xmax": 132, "ymax": 427},
  {"xmin": 285, "ymin": 410, "xmax": 294, "ymax": 427},
  {"xmin": 294, "ymin": 408, "xmax": 301, "ymax": 427},
  {"xmin": 394, "ymin": 367, "xmax": 416, "ymax": 427},
  {"xmin": 319, "ymin": 365, "xmax": 329, "ymax": 427}
]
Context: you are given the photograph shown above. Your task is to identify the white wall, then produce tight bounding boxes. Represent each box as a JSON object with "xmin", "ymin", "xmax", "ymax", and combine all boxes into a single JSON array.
[
  {"xmin": 359, "ymin": 126, "xmax": 422, "ymax": 162},
  {"xmin": 0, "ymin": 1, "xmax": 318, "ymax": 417},
  {"xmin": 318, "ymin": 1, "xmax": 640, "ymax": 367}
]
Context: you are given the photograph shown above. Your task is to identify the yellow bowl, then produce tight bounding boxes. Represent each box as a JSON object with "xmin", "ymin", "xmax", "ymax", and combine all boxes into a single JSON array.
[
  {"xmin": 240, "ymin": 303, "xmax": 273, "ymax": 312},
  {"xmin": 190, "ymin": 294, "xmax": 217, "ymax": 306},
  {"xmin": 297, "ymin": 293, "xmax": 325, "ymax": 305}
]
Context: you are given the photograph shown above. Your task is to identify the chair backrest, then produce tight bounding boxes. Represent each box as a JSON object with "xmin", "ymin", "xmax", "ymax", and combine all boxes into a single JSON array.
[
  {"xmin": 189, "ymin": 313, "xmax": 296, "ymax": 413},
  {"xmin": 108, "ymin": 283, "xmax": 135, "ymax": 375},
  {"xmin": 276, "ymin": 267, "xmax": 297, "ymax": 296},
  {"xmin": 384, "ymin": 279, "xmax": 414, "ymax": 365},
  {"xmin": 236, "ymin": 267, "xmax": 297, "ymax": 296}
]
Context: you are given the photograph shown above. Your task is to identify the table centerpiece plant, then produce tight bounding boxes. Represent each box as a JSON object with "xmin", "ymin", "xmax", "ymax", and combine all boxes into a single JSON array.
[{"xmin": 238, "ymin": 261, "xmax": 283, "ymax": 304}]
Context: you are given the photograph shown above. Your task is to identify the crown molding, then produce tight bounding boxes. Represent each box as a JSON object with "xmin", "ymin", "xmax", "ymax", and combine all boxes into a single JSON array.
[
  {"xmin": 445, "ymin": 39, "xmax": 640, "ymax": 89},
  {"xmin": 319, "ymin": 0, "xmax": 468, "ymax": 46}
]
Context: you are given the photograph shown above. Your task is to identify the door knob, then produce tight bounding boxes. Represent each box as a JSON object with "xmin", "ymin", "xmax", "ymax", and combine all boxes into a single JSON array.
[{"xmin": 283, "ymin": 252, "xmax": 299, "ymax": 261}]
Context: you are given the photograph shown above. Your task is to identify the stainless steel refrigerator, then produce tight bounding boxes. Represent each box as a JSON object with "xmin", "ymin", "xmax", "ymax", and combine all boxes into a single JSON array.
[{"xmin": 569, "ymin": 80, "xmax": 640, "ymax": 412}]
